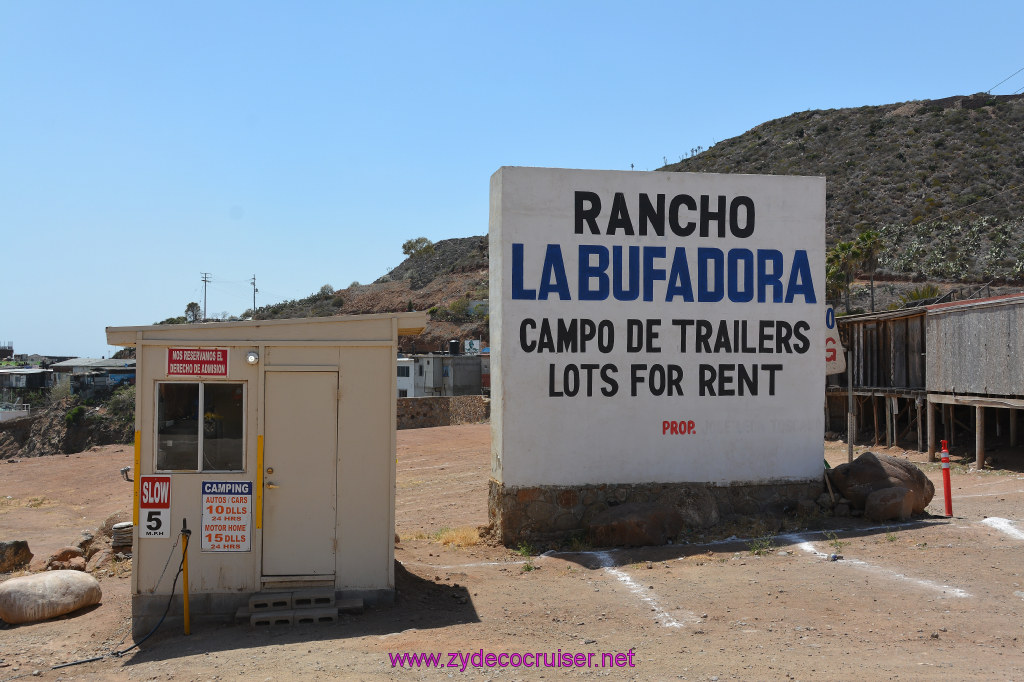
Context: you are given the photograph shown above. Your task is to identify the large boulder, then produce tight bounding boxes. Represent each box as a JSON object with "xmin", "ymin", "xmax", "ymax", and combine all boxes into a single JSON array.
[
  {"xmin": 0, "ymin": 570, "xmax": 102, "ymax": 624},
  {"xmin": 828, "ymin": 451, "xmax": 934, "ymax": 514},
  {"xmin": 864, "ymin": 486, "xmax": 914, "ymax": 522},
  {"xmin": 0, "ymin": 541, "xmax": 33, "ymax": 573},
  {"xmin": 587, "ymin": 502, "xmax": 683, "ymax": 547}
]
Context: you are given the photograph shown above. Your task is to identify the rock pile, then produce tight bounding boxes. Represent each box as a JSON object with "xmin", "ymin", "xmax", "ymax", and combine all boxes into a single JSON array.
[{"xmin": 823, "ymin": 451, "xmax": 935, "ymax": 521}]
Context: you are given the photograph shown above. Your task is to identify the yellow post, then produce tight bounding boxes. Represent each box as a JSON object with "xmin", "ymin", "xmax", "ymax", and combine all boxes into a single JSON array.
[
  {"xmin": 132, "ymin": 431, "xmax": 141, "ymax": 526},
  {"xmin": 256, "ymin": 435, "xmax": 264, "ymax": 529},
  {"xmin": 182, "ymin": 519, "xmax": 191, "ymax": 635}
]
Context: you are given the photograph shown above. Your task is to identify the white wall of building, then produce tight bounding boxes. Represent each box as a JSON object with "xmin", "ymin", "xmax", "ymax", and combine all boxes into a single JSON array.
[{"xmin": 396, "ymin": 357, "xmax": 414, "ymax": 397}]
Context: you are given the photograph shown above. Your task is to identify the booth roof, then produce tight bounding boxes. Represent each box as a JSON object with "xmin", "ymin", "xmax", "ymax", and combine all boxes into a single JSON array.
[{"xmin": 105, "ymin": 311, "xmax": 428, "ymax": 347}]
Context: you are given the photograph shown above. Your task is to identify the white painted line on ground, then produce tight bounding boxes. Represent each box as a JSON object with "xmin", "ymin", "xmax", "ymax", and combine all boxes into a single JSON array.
[
  {"xmin": 401, "ymin": 559, "xmax": 530, "ymax": 569},
  {"xmin": 778, "ymin": 533, "xmax": 971, "ymax": 598},
  {"xmin": 981, "ymin": 517, "xmax": 1024, "ymax": 541},
  {"xmin": 592, "ymin": 551, "xmax": 694, "ymax": 628},
  {"xmin": 956, "ymin": 490, "xmax": 1024, "ymax": 499}
]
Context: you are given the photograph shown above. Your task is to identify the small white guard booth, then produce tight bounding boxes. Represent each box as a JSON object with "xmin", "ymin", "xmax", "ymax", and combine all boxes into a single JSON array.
[{"xmin": 106, "ymin": 312, "xmax": 426, "ymax": 635}]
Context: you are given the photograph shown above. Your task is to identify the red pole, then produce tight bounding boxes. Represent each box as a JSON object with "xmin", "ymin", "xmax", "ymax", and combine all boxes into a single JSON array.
[{"xmin": 941, "ymin": 439, "xmax": 953, "ymax": 517}]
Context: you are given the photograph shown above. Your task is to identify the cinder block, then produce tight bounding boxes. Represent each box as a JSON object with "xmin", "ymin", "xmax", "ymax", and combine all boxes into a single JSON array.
[
  {"xmin": 249, "ymin": 592, "xmax": 292, "ymax": 611},
  {"xmin": 337, "ymin": 597, "xmax": 364, "ymax": 614},
  {"xmin": 292, "ymin": 588, "xmax": 335, "ymax": 609},
  {"xmin": 251, "ymin": 610, "xmax": 294, "ymax": 627},
  {"xmin": 294, "ymin": 607, "xmax": 338, "ymax": 625}
]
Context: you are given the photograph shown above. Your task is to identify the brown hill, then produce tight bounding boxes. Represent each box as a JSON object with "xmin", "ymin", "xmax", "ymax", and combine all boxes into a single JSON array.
[
  {"xmin": 248, "ymin": 94, "xmax": 1024, "ymax": 326},
  {"xmin": 250, "ymin": 237, "xmax": 489, "ymax": 351},
  {"xmin": 662, "ymin": 93, "xmax": 1024, "ymax": 284}
]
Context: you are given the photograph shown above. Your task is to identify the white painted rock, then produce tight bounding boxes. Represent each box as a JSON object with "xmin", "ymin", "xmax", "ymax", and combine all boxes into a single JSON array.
[{"xmin": 0, "ymin": 570, "xmax": 102, "ymax": 624}]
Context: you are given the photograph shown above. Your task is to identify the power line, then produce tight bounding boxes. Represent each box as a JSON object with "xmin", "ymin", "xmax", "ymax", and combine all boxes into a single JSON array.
[{"xmin": 987, "ymin": 66, "xmax": 1024, "ymax": 94}]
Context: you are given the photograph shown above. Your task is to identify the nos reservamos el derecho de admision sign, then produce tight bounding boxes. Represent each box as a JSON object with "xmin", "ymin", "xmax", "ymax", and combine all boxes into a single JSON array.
[{"xmin": 490, "ymin": 167, "xmax": 825, "ymax": 487}]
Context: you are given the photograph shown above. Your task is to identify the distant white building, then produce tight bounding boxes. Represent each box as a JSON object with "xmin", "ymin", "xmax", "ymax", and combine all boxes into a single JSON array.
[
  {"xmin": 396, "ymin": 357, "xmax": 414, "ymax": 398},
  {"xmin": 396, "ymin": 353, "xmax": 484, "ymax": 397}
]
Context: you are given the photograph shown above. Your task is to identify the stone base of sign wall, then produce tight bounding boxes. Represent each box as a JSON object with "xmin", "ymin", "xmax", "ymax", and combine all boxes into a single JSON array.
[
  {"xmin": 396, "ymin": 396, "xmax": 490, "ymax": 430},
  {"xmin": 487, "ymin": 478, "xmax": 825, "ymax": 546}
]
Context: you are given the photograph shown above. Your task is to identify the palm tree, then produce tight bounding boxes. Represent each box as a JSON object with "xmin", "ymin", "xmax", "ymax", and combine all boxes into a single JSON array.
[
  {"xmin": 855, "ymin": 230, "xmax": 882, "ymax": 312},
  {"xmin": 826, "ymin": 241, "xmax": 860, "ymax": 313}
]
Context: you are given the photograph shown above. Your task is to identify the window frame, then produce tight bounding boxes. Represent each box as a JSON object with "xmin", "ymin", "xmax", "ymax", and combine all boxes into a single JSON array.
[{"xmin": 154, "ymin": 380, "xmax": 247, "ymax": 473}]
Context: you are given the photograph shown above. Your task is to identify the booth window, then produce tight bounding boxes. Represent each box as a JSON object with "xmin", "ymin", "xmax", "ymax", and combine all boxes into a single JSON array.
[
  {"xmin": 157, "ymin": 382, "xmax": 245, "ymax": 471},
  {"xmin": 397, "ymin": 365, "xmax": 410, "ymax": 377}
]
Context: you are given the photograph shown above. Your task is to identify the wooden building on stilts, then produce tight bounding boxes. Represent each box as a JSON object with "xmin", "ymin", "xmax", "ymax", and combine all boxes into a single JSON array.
[{"xmin": 826, "ymin": 293, "xmax": 1024, "ymax": 469}]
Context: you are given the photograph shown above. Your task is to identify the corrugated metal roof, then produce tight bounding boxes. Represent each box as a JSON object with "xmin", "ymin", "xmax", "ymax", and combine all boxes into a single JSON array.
[
  {"xmin": 0, "ymin": 368, "xmax": 52, "ymax": 375},
  {"xmin": 926, "ymin": 293, "xmax": 1024, "ymax": 314},
  {"xmin": 50, "ymin": 358, "xmax": 136, "ymax": 369},
  {"xmin": 835, "ymin": 307, "xmax": 927, "ymax": 324}
]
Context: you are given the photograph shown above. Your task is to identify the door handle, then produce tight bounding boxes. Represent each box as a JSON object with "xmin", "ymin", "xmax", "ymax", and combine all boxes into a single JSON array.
[{"xmin": 266, "ymin": 482, "xmax": 280, "ymax": 489}]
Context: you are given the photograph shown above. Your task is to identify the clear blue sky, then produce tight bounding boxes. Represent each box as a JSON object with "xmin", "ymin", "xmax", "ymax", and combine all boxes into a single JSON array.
[{"xmin": 3, "ymin": 1, "xmax": 1023, "ymax": 358}]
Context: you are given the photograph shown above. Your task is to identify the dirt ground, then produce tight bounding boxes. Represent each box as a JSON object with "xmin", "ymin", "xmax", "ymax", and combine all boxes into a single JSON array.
[{"xmin": 2, "ymin": 425, "xmax": 1024, "ymax": 680}]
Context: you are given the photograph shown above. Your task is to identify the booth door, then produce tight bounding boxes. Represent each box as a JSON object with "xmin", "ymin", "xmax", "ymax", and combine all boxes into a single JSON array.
[{"xmin": 262, "ymin": 371, "xmax": 338, "ymax": 576}]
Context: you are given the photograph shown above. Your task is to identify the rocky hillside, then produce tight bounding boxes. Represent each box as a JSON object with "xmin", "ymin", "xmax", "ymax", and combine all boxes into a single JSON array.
[
  {"xmin": 251, "ymin": 237, "xmax": 490, "ymax": 351},
  {"xmin": 0, "ymin": 397, "xmax": 134, "ymax": 459},
  {"xmin": 249, "ymin": 94, "xmax": 1024, "ymax": 329},
  {"xmin": 663, "ymin": 92, "xmax": 1024, "ymax": 283}
]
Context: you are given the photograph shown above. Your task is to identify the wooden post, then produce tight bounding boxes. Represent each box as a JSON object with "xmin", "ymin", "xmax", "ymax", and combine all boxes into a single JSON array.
[
  {"xmin": 846, "ymin": 349, "xmax": 854, "ymax": 463},
  {"xmin": 885, "ymin": 396, "xmax": 894, "ymax": 447},
  {"xmin": 916, "ymin": 398, "xmax": 923, "ymax": 452},
  {"xmin": 1011, "ymin": 408, "xmax": 1018, "ymax": 448},
  {"xmin": 941, "ymin": 402, "xmax": 949, "ymax": 444},
  {"xmin": 948, "ymin": 405, "xmax": 955, "ymax": 448},
  {"xmin": 927, "ymin": 399, "xmax": 936, "ymax": 461},
  {"xmin": 976, "ymin": 405, "xmax": 985, "ymax": 469},
  {"xmin": 873, "ymin": 397, "xmax": 880, "ymax": 446}
]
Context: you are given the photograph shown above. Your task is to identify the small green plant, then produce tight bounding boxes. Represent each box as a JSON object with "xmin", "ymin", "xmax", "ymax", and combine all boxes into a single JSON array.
[
  {"xmin": 747, "ymin": 533, "xmax": 776, "ymax": 556},
  {"xmin": 402, "ymin": 237, "xmax": 434, "ymax": 259},
  {"xmin": 568, "ymin": 534, "xmax": 591, "ymax": 552},
  {"xmin": 517, "ymin": 542, "xmax": 537, "ymax": 572},
  {"xmin": 106, "ymin": 385, "xmax": 136, "ymax": 423},
  {"xmin": 823, "ymin": 530, "xmax": 849, "ymax": 554},
  {"xmin": 885, "ymin": 529, "xmax": 898, "ymax": 543},
  {"xmin": 65, "ymin": 405, "xmax": 86, "ymax": 425},
  {"xmin": 431, "ymin": 526, "xmax": 451, "ymax": 542}
]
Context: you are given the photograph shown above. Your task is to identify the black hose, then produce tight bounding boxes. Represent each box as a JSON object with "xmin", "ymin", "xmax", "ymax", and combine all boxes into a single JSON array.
[
  {"xmin": 111, "ymin": 549, "xmax": 185, "ymax": 657},
  {"xmin": 48, "ymin": 532, "xmax": 186, "ymax": 670}
]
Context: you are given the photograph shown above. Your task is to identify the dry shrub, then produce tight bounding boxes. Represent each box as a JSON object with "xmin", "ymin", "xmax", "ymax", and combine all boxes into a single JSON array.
[{"xmin": 434, "ymin": 526, "xmax": 480, "ymax": 548}]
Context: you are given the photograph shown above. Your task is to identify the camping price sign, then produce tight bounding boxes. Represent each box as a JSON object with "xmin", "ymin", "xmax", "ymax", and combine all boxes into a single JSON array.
[{"xmin": 200, "ymin": 481, "xmax": 252, "ymax": 552}]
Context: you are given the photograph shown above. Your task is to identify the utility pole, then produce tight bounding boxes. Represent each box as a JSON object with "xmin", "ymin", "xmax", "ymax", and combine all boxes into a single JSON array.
[
  {"xmin": 201, "ymin": 273, "xmax": 211, "ymax": 321},
  {"xmin": 251, "ymin": 275, "xmax": 258, "ymax": 313}
]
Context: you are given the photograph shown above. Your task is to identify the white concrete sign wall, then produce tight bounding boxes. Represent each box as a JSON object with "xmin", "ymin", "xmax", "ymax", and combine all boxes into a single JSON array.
[{"xmin": 490, "ymin": 167, "xmax": 825, "ymax": 487}]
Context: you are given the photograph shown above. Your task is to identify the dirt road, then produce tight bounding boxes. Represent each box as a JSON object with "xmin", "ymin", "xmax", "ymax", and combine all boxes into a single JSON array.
[{"xmin": 2, "ymin": 427, "xmax": 1023, "ymax": 680}]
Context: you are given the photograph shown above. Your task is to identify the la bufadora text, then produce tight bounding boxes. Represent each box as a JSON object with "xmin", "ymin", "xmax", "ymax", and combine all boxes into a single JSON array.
[
  {"xmin": 511, "ymin": 192, "xmax": 817, "ymax": 304},
  {"xmin": 508, "ymin": 190, "xmax": 819, "ymax": 400}
]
